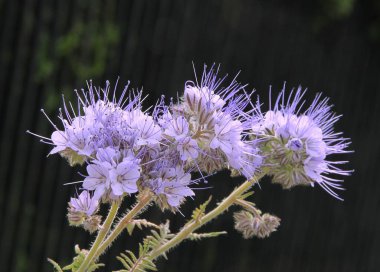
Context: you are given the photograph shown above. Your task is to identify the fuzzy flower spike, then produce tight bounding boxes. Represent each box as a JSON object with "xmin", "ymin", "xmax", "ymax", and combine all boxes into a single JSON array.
[
  {"xmin": 175, "ymin": 64, "xmax": 262, "ymax": 178},
  {"xmin": 252, "ymin": 86, "xmax": 352, "ymax": 200}
]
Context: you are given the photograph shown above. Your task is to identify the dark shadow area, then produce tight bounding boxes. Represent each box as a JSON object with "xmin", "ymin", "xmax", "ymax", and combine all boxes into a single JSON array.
[{"xmin": 0, "ymin": 0, "xmax": 379, "ymax": 271}]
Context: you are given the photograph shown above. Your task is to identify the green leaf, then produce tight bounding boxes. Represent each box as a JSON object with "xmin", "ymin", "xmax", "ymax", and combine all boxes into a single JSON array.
[
  {"xmin": 60, "ymin": 245, "xmax": 104, "ymax": 272},
  {"xmin": 187, "ymin": 231, "xmax": 227, "ymax": 241},
  {"xmin": 191, "ymin": 196, "xmax": 212, "ymax": 222},
  {"xmin": 126, "ymin": 219, "xmax": 160, "ymax": 236},
  {"xmin": 239, "ymin": 191, "xmax": 254, "ymax": 200},
  {"xmin": 127, "ymin": 222, "xmax": 136, "ymax": 235},
  {"xmin": 47, "ymin": 258, "xmax": 64, "ymax": 272},
  {"xmin": 115, "ymin": 222, "xmax": 171, "ymax": 272}
]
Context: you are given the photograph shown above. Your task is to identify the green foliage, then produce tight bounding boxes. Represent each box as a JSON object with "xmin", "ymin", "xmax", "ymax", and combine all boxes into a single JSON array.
[
  {"xmin": 35, "ymin": 33, "xmax": 55, "ymax": 82},
  {"xmin": 55, "ymin": 22, "xmax": 119, "ymax": 80},
  {"xmin": 312, "ymin": 0, "xmax": 355, "ymax": 31},
  {"xmin": 126, "ymin": 219, "xmax": 161, "ymax": 236},
  {"xmin": 142, "ymin": 221, "xmax": 171, "ymax": 260},
  {"xmin": 191, "ymin": 196, "xmax": 212, "ymax": 222},
  {"xmin": 115, "ymin": 222, "xmax": 172, "ymax": 272},
  {"xmin": 187, "ymin": 231, "xmax": 227, "ymax": 241},
  {"xmin": 35, "ymin": 21, "xmax": 119, "ymax": 82},
  {"xmin": 34, "ymin": 12, "xmax": 120, "ymax": 112},
  {"xmin": 239, "ymin": 191, "xmax": 254, "ymax": 201},
  {"xmin": 320, "ymin": 0, "xmax": 355, "ymax": 19},
  {"xmin": 47, "ymin": 258, "xmax": 64, "ymax": 272},
  {"xmin": 48, "ymin": 245, "xmax": 104, "ymax": 272},
  {"xmin": 115, "ymin": 248, "xmax": 157, "ymax": 272}
]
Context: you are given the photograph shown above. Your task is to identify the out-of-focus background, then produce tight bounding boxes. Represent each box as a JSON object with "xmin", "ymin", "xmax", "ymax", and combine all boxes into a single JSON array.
[{"xmin": 0, "ymin": 0, "xmax": 379, "ymax": 271}]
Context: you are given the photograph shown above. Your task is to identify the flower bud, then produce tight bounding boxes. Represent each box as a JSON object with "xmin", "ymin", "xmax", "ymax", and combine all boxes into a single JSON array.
[
  {"xmin": 234, "ymin": 210, "xmax": 280, "ymax": 239},
  {"xmin": 83, "ymin": 215, "xmax": 102, "ymax": 233},
  {"xmin": 67, "ymin": 208, "xmax": 86, "ymax": 226}
]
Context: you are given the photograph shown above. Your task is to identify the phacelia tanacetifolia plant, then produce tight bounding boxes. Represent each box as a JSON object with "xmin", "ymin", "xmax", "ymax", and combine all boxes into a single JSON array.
[{"xmin": 28, "ymin": 65, "xmax": 352, "ymax": 272}]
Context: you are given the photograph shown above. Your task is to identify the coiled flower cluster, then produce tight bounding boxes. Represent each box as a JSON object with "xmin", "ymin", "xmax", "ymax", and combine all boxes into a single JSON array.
[
  {"xmin": 32, "ymin": 66, "xmax": 265, "ymax": 222},
  {"xmin": 30, "ymin": 65, "xmax": 352, "ymax": 235},
  {"xmin": 252, "ymin": 87, "xmax": 351, "ymax": 200}
]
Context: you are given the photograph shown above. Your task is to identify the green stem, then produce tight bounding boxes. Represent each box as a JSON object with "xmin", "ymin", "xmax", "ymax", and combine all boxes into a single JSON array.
[
  {"xmin": 149, "ymin": 174, "xmax": 262, "ymax": 260},
  {"xmin": 78, "ymin": 201, "xmax": 120, "ymax": 272},
  {"xmin": 235, "ymin": 199, "xmax": 261, "ymax": 217},
  {"xmin": 92, "ymin": 193, "xmax": 153, "ymax": 261}
]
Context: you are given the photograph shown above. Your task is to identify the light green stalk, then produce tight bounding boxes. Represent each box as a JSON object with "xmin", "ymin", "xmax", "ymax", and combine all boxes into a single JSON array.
[
  {"xmin": 149, "ymin": 174, "xmax": 262, "ymax": 260},
  {"xmin": 91, "ymin": 192, "xmax": 153, "ymax": 262},
  {"xmin": 78, "ymin": 201, "xmax": 120, "ymax": 272}
]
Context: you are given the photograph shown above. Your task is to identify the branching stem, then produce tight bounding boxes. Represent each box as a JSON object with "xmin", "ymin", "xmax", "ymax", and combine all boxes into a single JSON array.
[
  {"xmin": 78, "ymin": 201, "xmax": 120, "ymax": 272},
  {"xmin": 92, "ymin": 192, "xmax": 153, "ymax": 261},
  {"xmin": 149, "ymin": 174, "xmax": 263, "ymax": 260}
]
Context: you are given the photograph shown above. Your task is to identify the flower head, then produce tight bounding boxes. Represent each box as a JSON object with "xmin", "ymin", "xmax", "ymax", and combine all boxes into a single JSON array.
[
  {"xmin": 83, "ymin": 147, "xmax": 141, "ymax": 200},
  {"xmin": 252, "ymin": 86, "xmax": 352, "ymax": 199},
  {"xmin": 171, "ymin": 64, "xmax": 262, "ymax": 178},
  {"xmin": 145, "ymin": 164, "xmax": 195, "ymax": 210},
  {"xmin": 69, "ymin": 190, "xmax": 99, "ymax": 216},
  {"xmin": 67, "ymin": 190, "xmax": 99, "ymax": 226}
]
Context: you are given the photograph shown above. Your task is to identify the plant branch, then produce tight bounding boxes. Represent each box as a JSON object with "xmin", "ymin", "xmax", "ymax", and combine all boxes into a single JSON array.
[
  {"xmin": 149, "ymin": 173, "xmax": 263, "ymax": 260},
  {"xmin": 78, "ymin": 201, "xmax": 120, "ymax": 272},
  {"xmin": 92, "ymin": 192, "xmax": 153, "ymax": 261}
]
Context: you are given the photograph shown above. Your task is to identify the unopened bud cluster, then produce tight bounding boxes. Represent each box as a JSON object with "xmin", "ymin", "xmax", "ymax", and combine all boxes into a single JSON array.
[
  {"xmin": 67, "ymin": 191, "xmax": 101, "ymax": 233},
  {"xmin": 234, "ymin": 210, "xmax": 280, "ymax": 239},
  {"xmin": 30, "ymin": 64, "xmax": 352, "ymax": 241}
]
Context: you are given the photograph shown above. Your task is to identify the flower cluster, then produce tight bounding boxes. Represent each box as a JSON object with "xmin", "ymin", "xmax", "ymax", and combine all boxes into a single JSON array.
[
  {"xmin": 32, "ymin": 66, "xmax": 266, "ymax": 219},
  {"xmin": 30, "ymin": 65, "xmax": 352, "ymax": 232},
  {"xmin": 30, "ymin": 65, "xmax": 354, "ymax": 272},
  {"xmin": 252, "ymin": 86, "xmax": 351, "ymax": 200}
]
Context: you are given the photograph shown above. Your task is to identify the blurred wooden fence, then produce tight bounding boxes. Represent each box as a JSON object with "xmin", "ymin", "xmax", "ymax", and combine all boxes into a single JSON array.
[{"xmin": 0, "ymin": 0, "xmax": 379, "ymax": 271}]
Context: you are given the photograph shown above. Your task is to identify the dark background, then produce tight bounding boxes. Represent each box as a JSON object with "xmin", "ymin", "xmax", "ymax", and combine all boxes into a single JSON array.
[{"xmin": 0, "ymin": 0, "xmax": 379, "ymax": 271}]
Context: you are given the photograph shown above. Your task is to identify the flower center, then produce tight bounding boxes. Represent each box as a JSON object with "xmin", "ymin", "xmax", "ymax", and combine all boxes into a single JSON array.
[{"xmin": 286, "ymin": 138, "xmax": 303, "ymax": 151}]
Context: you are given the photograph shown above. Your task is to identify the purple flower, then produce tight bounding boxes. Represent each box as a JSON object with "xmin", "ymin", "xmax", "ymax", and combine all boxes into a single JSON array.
[
  {"xmin": 40, "ymin": 81, "xmax": 145, "ymax": 163},
  {"xmin": 69, "ymin": 190, "xmax": 99, "ymax": 216},
  {"xmin": 49, "ymin": 117, "xmax": 96, "ymax": 165},
  {"xmin": 163, "ymin": 116, "xmax": 199, "ymax": 161},
  {"xmin": 176, "ymin": 65, "xmax": 262, "ymax": 176},
  {"xmin": 176, "ymin": 136, "xmax": 199, "ymax": 161},
  {"xmin": 124, "ymin": 109, "xmax": 162, "ymax": 147},
  {"xmin": 83, "ymin": 161, "xmax": 110, "ymax": 199},
  {"xmin": 83, "ymin": 147, "xmax": 141, "ymax": 199},
  {"xmin": 164, "ymin": 116, "xmax": 190, "ymax": 140},
  {"xmin": 50, "ymin": 131, "xmax": 68, "ymax": 154},
  {"xmin": 108, "ymin": 157, "xmax": 140, "ymax": 196},
  {"xmin": 252, "ymin": 87, "xmax": 352, "ymax": 199},
  {"xmin": 148, "ymin": 166, "xmax": 194, "ymax": 208},
  {"xmin": 210, "ymin": 114, "xmax": 243, "ymax": 155},
  {"xmin": 229, "ymin": 143, "xmax": 263, "ymax": 179}
]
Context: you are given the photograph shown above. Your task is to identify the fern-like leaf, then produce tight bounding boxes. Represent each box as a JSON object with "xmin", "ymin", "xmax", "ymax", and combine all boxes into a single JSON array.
[
  {"xmin": 127, "ymin": 219, "xmax": 160, "ymax": 235},
  {"xmin": 47, "ymin": 258, "xmax": 64, "ymax": 272},
  {"xmin": 115, "ymin": 222, "xmax": 172, "ymax": 272},
  {"xmin": 61, "ymin": 245, "xmax": 104, "ymax": 272},
  {"xmin": 239, "ymin": 191, "xmax": 254, "ymax": 200},
  {"xmin": 116, "ymin": 248, "xmax": 157, "ymax": 272},
  {"xmin": 191, "ymin": 196, "xmax": 212, "ymax": 222},
  {"xmin": 187, "ymin": 231, "xmax": 227, "ymax": 241}
]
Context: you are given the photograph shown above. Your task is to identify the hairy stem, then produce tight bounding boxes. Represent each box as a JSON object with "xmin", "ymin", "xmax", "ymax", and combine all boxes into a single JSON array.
[
  {"xmin": 235, "ymin": 199, "xmax": 261, "ymax": 216},
  {"xmin": 78, "ymin": 201, "xmax": 120, "ymax": 272},
  {"xmin": 92, "ymin": 192, "xmax": 153, "ymax": 261},
  {"xmin": 149, "ymin": 174, "xmax": 262, "ymax": 260}
]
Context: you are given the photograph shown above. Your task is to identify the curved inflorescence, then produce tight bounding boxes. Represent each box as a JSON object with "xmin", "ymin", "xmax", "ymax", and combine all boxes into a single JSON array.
[
  {"xmin": 29, "ymin": 65, "xmax": 352, "ymax": 271},
  {"xmin": 252, "ymin": 85, "xmax": 352, "ymax": 200}
]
